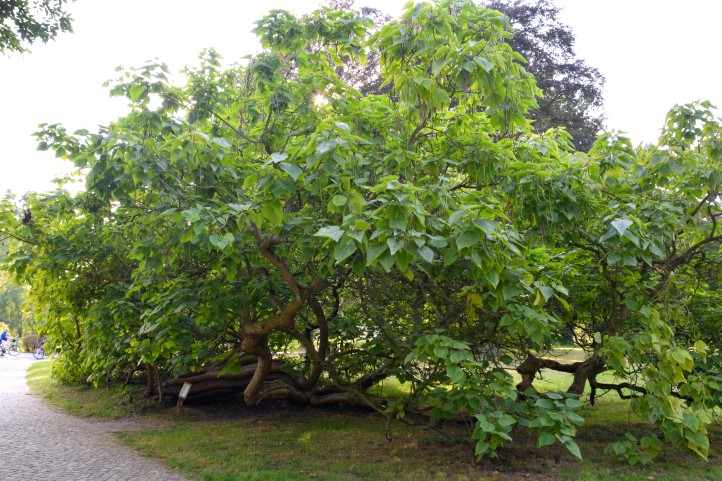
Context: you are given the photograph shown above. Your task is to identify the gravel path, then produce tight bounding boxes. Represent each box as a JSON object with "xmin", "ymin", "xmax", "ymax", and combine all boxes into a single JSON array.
[{"xmin": 0, "ymin": 354, "xmax": 191, "ymax": 481}]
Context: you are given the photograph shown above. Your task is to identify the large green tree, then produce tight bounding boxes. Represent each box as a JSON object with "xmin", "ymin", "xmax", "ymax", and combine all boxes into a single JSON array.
[{"xmin": 1, "ymin": 0, "xmax": 719, "ymax": 464}]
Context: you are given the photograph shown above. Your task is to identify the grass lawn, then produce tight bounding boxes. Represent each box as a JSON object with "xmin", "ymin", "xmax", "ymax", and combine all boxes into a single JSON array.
[
  {"xmin": 27, "ymin": 360, "xmax": 157, "ymax": 418},
  {"xmin": 27, "ymin": 359, "xmax": 722, "ymax": 481}
]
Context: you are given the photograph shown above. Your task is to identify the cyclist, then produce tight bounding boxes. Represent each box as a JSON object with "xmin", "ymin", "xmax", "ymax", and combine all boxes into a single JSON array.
[
  {"xmin": 0, "ymin": 329, "xmax": 8, "ymax": 356},
  {"xmin": 34, "ymin": 335, "xmax": 47, "ymax": 360}
]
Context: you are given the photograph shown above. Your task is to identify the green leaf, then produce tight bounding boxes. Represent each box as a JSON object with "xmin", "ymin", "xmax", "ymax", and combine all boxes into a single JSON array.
[
  {"xmin": 611, "ymin": 218, "xmax": 632, "ymax": 236},
  {"xmin": 242, "ymin": 174, "xmax": 258, "ymax": 191},
  {"xmin": 533, "ymin": 289, "xmax": 545, "ymax": 306},
  {"xmin": 431, "ymin": 58, "xmax": 445, "ymax": 77},
  {"xmin": 449, "ymin": 349, "xmax": 471, "ymax": 363},
  {"xmin": 346, "ymin": 229, "xmax": 365, "ymax": 243},
  {"xmin": 261, "ymin": 201, "xmax": 284, "ymax": 226},
  {"xmin": 537, "ymin": 432, "xmax": 556, "ymax": 448},
  {"xmin": 354, "ymin": 219, "xmax": 370, "ymax": 231},
  {"xmin": 334, "ymin": 238, "xmax": 357, "ymax": 263},
  {"xmin": 389, "ymin": 210, "xmax": 408, "ymax": 230},
  {"xmin": 456, "ymin": 228, "xmax": 481, "ymax": 251},
  {"xmin": 316, "ymin": 139, "xmax": 336, "ymax": 155},
  {"xmin": 623, "ymin": 230, "xmax": 640, "ymax": 247},
  {"xmin": 229, "ymin": 203, "xmax": 251, "ymax": 213},
  {"xmin": 622, "ymin": 255, "xmax": 638, "ymax": 267},
  {"xmin": 550, "ymin": 284, "xmax": 568, "ymax": 297},
  {"xmin": 682, "ymin": 413, "xmax": 701, "ymax": 432},
  {"xmin": 474, "ymin": 56, "xmax": 494, "ymax": 73},
  {"xmin": 649, "ymin": 242, "xmax": 664, "ymax": 257},
  {"xmin": 428, "ymin": 235, "xmax": 448, "ymax": 248},
  {"xmin": 692, "ymin": 340, "xmax": 708, "ymax": 354},
  {"xmin": 449, "ymin": 210, "xmax": 465, "ymax": 225},
  {"xmin": 387, "ymin": 237, "xmax": 404, "ymax": 255},
  {"xmin": 447, "ymin": 365, "xmax": 465, "ymax": 383},
  {"xmin": 348, "ymin": 191, "xmax": 366, "ymax": 214},
  {"xmin": 212, "ymin": 137, "xmax": 231, "ymax": 149},
  {"xmin": 475, "ymin": 414, "xmax": 495, "ymax": 432},
  {"xmin": 279, "ymin": 162, "xmax": 302, "ymax": 180},
  {"xmin": 685, "ymin": 430, "xmax": 709, "ymax": 458},
  {"xmin": 563, "ymin": 439, "xmax": 583, "ymax": 460},
  {"xmin": 367, "ymin": 243, "xmax": 387, "ymax": 265},
  {"xmin": 270, "ymin": 152, "xmax": 288, "ymax": 164},
  {"xmin": 379, "ymin": 254, "xmax": 395, "ymax": 272},
  {"xmin": 496, "ymin": 413, "xmax": 517, "ymax": 428},
  {"xmin": 209, "ymin": 233, "xmax": 234, "ymax": 251},
  {"xmin": 332, "ymin": 195, "xmax": 348, "ymax": 207},
  {"xmin": 565, "ymin": 398, "xmax": 584, "ymax": 409},
  {"xmin": 413, "ymin": 76, "xmax": 433, "ymax": 89},
  {"xmin": 670, "ymin": 348, "xmax": 694, "ymax": 372},
  {"xmin": 538, "ymin": 285, "xmax": 554, "ymax": 302},
  {"xmin": 314, "ymin": 226, "xmax": 344, "ymax": 242},
  {"xmin": 484, "ymin": 271, "xmax": 500, "ymax": 288},
  {"xmin": 475, "ymin": 219, "xmax": 497, "ymax": 238},
  {"xmin": 566, "ymin": 412, "xmax": 585, "ymax": 425},
  {"xmin": 418, "ymin": 245, "xmax": 434, "ymax": 263},
  {"xmin": 182, "ymin": 208, "xmax": 201, "ymax": 224},
  {"xmin": 128, "ymin": 83, "xmax": 146, "ymax": 101}
]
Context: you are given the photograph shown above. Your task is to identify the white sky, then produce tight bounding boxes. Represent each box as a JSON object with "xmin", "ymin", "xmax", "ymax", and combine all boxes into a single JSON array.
[{"xmin": 1, "ymin": 0, "xmax": 721, "ymax": 194}]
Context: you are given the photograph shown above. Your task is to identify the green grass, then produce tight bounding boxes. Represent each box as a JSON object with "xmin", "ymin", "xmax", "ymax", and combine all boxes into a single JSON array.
[
  {"xmin": 27, "ymin": 358, "xmax": 722, "ymax": 481},
  {"xmin": 27, "ymin": 360, "xmax": 156, "ymax": 418},
  {"xmin": 117, "ymin": 408, "xmax": 721, "ymax": 481},
  {"xmin": 120, "ymin": 412, "xmax": 485, "ymax": 481}
]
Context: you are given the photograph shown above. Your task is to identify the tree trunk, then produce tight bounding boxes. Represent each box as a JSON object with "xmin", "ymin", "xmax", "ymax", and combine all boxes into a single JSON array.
[{"xmin": 144, "ymin": 363, "xmax": 158, "ymax": 398}]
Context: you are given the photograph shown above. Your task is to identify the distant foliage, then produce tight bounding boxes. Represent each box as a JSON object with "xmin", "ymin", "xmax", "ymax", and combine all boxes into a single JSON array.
[
  {"xmin": 327, "ymin": 0, "xmax": 390, "ymax": 95},
  {"xmin": 0, "ymin": 272, "xmax": 27, "ymax": 334},
  {"xmin": 0, "ymin": 0, "xmax": 74, "ymax": 53},
  {"xmin": 486, "ymin": 0, "xmax": 605, "ymax": 150},
  {"xmin": 21, "ymin": 332, "xmax": 41, "ymax": 352}
]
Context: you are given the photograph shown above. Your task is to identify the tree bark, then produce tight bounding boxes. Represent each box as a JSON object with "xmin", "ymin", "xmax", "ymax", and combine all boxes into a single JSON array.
[{"xmin": 516, "ymin": 353, "xmax": 603, "ymax": 396}]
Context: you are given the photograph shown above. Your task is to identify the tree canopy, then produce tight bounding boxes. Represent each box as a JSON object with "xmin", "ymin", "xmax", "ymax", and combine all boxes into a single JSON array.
[
  {"xmin": 0, "ymin": 0, "xmax": 719, "ymax": 464},
  {"xmin": 332, "ymin": 0, "xmax": 605, "ymax": 150},
  {"xmin": 0, "ymin": 0, "xmax": 73, "ymax": 52}
]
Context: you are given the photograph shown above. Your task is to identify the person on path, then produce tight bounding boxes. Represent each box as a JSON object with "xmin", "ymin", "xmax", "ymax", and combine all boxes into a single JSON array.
[
  {"xmin": 0, "ymin": 329, "xmax": 8, "ymax": 356},
  {"xmin": 34, "ymin": 335, "xmax": 47, "ymax": 359}
]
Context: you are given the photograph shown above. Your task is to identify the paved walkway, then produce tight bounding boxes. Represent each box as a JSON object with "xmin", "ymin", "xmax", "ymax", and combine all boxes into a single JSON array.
[{"xmin": 0, "ymin": 354, "xmax": 191, "ymax": 481}]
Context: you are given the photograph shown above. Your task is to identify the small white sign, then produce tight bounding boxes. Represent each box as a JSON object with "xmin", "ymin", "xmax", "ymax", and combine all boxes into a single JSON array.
[{"xmin": 179, "ymin": 382, "xmax": 192, "ymax": 400}]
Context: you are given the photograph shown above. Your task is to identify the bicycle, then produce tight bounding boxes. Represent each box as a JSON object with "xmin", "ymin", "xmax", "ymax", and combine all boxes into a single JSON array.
[
  {"xmin": 0, "ymin": 339, "xmax": 20, "ymax": 357},
  {"xmin": 33, "ymin": 346, "xmax": 45, "ymax": 360}
]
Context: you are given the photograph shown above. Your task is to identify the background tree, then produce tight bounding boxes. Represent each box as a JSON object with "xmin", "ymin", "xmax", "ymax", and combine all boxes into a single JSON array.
[
  {"xmin": 0, "ymin": 0, "xmax": 73, "ymax": 53},
  {"xmin": 0, "ymin": 272, "xmax": 27, "ymax": 334},
  {"xmin": 333, "ymin": 0, "xmax": 605, "ymax": 150},
  {"xmin": 327, "ymin": 0, "xmax": 390, "ymax": 95},
  {"xmin": 486, "ymin": 0, "xmax": 605, "ymax": 150}
]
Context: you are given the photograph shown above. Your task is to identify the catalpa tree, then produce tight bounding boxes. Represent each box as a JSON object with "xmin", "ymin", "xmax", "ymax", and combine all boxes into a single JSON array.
[{"xmin": 2, "ymin": 0, "xmax": 719, "ymax": 463}]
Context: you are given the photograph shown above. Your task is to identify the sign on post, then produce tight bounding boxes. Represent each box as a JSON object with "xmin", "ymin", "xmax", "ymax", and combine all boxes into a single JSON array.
[{"xmin": 176, "ymin": 382, "xmax": 192, "ymax": 412}]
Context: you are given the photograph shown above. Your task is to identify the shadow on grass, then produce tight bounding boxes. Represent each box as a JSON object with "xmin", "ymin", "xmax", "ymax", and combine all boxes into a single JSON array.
[{"xmin": 27, "ymin": 360, "xmax": 722, "ymax": 481}]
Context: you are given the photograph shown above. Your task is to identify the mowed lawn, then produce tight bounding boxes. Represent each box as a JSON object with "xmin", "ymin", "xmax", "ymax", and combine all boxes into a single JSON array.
[{"xmin": 27, "ymin": 358, "xmax": 722, "ymax": 481}]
